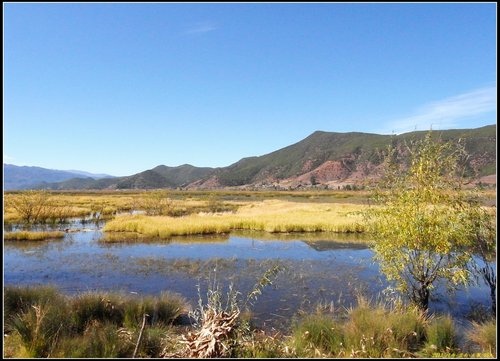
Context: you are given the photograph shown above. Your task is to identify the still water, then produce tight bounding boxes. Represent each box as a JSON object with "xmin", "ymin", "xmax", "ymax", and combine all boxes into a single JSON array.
[{"xmin": 3, "ymin": 222, "xmax": 493, "ymax": 331}]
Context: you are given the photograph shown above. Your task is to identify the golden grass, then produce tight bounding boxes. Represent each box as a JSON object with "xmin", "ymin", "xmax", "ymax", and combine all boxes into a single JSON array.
[
  {"xmin": 103, "ymin": 200, "xmax": 366, "ymax": 238},
  {"xmin": 4, "ymin": 231, "xmax": 66, "ymax": 241}
]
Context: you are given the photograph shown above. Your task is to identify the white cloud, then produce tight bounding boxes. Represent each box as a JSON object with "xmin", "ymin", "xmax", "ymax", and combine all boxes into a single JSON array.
[
  {"xmin": 380, "ymin": 85, "xmax": 497, "ymax": 134},
  {"xmin": 184, "ymin": 22, "xmax": 217, "ymax": 35}
]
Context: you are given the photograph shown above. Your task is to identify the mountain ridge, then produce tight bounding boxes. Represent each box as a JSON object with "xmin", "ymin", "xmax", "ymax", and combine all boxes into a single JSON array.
[
  {"xmin": 5, "ymin": 124, "xmax": 496, "ymax": 190},
  {"xmin": 3, "ymin": 164, "xmax": 116, "ymax": 190}
]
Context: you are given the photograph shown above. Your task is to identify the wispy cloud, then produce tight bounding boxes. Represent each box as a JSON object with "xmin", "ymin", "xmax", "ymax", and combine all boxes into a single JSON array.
[
  {"xmin": 379, "ymin": 85, "xmax": 497, "ymax": 134},
  {"xmin": 184, "ymin": 22, "xmax": 217, "ymax": 35},
  {"xmin": 4, "ymin": 154, "xmax": 16, "ymax": 163}
]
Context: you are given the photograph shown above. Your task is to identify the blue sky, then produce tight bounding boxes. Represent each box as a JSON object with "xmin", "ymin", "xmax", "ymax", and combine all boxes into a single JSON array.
[{"xmin": 4, "ymin": 2, "xmax": 496, "ymax": 176}]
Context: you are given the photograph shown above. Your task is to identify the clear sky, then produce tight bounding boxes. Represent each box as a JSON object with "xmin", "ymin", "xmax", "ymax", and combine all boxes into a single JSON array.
[{"xmin": 4, "ymin": 2, "xmax": 497, "ymax": 176}]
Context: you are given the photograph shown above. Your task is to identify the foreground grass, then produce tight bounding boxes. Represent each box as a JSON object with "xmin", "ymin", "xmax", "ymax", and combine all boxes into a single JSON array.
[
  {"xmin": 103, "ymin": 200, "xmax": 366, "ymax": 239},
  {"xmin": 4, "ymin": 286, "xmax": 495, "ymax": 358},
  {"xmin": 4, "ymin": 286, "xmax": 188, "ymax": 358},
  {"xmin": 4, "ymin": 231, "xmax": 66, "ymax": 241}
]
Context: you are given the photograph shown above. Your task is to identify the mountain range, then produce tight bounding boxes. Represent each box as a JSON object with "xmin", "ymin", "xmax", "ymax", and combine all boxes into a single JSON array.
[
  {"xmin": 3, "ymin": 165, "xmax": 115, "ymax": 190},
  {"xmin": 4, "ymin": 124, "xmax": 496, "ymax": 191}
]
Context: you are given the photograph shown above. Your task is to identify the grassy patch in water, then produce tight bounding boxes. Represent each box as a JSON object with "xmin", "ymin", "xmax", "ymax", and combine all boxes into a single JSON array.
[
  {"xmin": 103, "ymin": 200, "xmax": 366, "ymax": 239},
  {"xmin": 4, "ymin": 231, "xmax": 65, "ymax": 241}
]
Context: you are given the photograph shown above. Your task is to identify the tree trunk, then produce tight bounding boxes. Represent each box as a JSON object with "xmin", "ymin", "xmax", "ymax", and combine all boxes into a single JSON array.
[
  {"xmin": 490, "ymin": 284, "xmax": 496, "ymax": 317},
  {"xmin": 418, "ymin": 285, "xmax": 430, "ymax": 311},
  {"xmin": 482, "ymin": 265, "xmax": 496, "ymax": 317}
]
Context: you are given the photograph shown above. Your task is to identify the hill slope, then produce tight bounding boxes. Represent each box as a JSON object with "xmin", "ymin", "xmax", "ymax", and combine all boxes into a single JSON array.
[
  {"xmin": 192, "ymin": 124, "xmax": 496, "ymax": 188},
  {"xmin": 13, "ymin": 124, "xmax": 496, "ymax": 190}
]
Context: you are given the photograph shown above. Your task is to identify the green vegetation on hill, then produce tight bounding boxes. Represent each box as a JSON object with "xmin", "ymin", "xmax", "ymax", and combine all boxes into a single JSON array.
[
  {"xmin": 24, "ymin": 124, "xmax": 496, "ymax": 190},
  {"xmin": 216, "ymin": 131, "xmax": 390, "ymax": 185},
  {"xmin": 215, "ymin": 124, "xmax": 496, "ymax": 186}
]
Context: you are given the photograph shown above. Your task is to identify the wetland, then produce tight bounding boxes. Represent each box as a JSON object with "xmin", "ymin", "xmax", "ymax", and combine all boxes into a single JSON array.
[{"xmin": 3, "ymin": 190, "xmax": 496, "ymax": 357}]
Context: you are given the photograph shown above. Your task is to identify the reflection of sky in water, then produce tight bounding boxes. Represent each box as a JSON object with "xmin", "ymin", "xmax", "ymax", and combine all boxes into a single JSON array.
[{"xmin": 4, "ymin": 229, "xmax": 495, "ymax": 331}]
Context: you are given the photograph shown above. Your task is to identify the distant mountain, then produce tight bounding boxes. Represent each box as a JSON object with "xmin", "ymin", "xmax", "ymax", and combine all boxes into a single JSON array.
[
  {"xmin": 36, "ymin": 164, "xmax": 215, "ymax": 190},
  {"xmin": 3, "ymin": 164, "xmax": 116, "ymax": 190},
  {"xmin": 8, "ymin": 124, "xmax": 496, "ymax": 190},
  {"xmin": 65, "ymin": 170, "xmax": 114, "ymax": 179}
]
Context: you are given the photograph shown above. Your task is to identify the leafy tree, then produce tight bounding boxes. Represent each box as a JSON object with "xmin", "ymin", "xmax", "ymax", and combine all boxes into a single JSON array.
[{"xmin": 365, "ymin": 132, "xmax": 495, "ymax": 311}]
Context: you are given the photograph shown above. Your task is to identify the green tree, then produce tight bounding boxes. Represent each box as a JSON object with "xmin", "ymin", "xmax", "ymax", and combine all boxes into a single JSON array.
[{"xmin": 365, "ymin": 132, "xmax": 494, "ymax": 311}]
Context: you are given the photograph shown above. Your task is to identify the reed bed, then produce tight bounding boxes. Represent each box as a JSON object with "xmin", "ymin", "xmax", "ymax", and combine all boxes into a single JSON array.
[
  {"xmin": 3, "ymin": 192, "xmax": 137, "ymax": 224},
  {"xmin": 4, "ymin": 231, "xmax": 66, "ymax": 241},
  {"xmin": 103, "ymin": 200, "xmax": 366, "ymax": 239}
]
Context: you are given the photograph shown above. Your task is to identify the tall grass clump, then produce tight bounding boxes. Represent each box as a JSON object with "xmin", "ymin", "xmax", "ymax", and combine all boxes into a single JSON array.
[
  {"xmin": 56, "ymin": 321, "xmax": 135, "ymax": 358},
  {"xmin": 122, "ymin": 292, "xmax": 187, "ymax": 329},
  {"xmin": 466, "ymin": 319, "xmax": 496, "ymax": 357},
  {"xmin": 9, "ymin": 300, "xmax": 70, "ymax": 357},
  {"xmin": 164, "ymin": 266, "xmax": 283, "ymax": 358},
  {"xmin": 422, "ymin": 314, "xmax": 457, "ymax": 355},
  {"xmin": 292, "ymin": 314, "xmax": 344, "ymax": 357},
  {"xmin": 4, "ymin": 285, "xmax": 65, "ymax": 332},
  {"xmin": 4, "ymin": 286, "xmax": 191, "ymax": 358},
  {"xmin": 70, "ymin": 292, "xmax": 126, "ymax": 333},
  {"xmin": 342, "ymin": 296, "xmax": 427, "ymax": 357},
  {"xmin": 290, "ymin": 295, "xmax": 429, "ymax": 358}
]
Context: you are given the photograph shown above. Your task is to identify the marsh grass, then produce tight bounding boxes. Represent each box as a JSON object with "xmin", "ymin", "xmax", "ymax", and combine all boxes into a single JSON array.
[
  {"xmin": 3, "ymin": 285, "xmax": 495, "ymax": 358},
  {"xmin": 466, "ymin": 319, "xmax": 496, "ymax": 357},
  {"xmin": 4, "ymin": 286, "xmax": 71, "ymax": 357},
  {"xmin": 4, "ymin": 286, "xmax": 189, "ymax": 358},
  {"xmin": 122, "ymin": 292, "xmax": 188, "ymax": 328},
  {"xmin": 4, "ymin": 285, "xmax": 64, "ymax": 332},
  {"xmin": 290, "ymin": 295, "xmax": 428, "ymax": 358},
  {"xmin": 4, "ymin": 231, "xmax": 65, "ymax": 241},
  {"xmin": 292, "ymin": 314, "xmax": 344, "ymax": 356},
  {"xmin": 342, "ymin": 297, "xmax": 427, "ymax": 357},
  {"xmin": 3, "ymin": 191, "xmax": 135, "ymax": 225},
  {"xmin": 422, "ymin": 314, "xmax": 457, "ymax": 355},
  {"xmin": 57, "ymin": 321, "xmax": 135, "ymax": 358},
  {"xmin": 103, "ymin": 200, "xmax": 366, "ymax": 239},
  {"xmin": 70, "ymin": 293, "xmax": 127, "ymax": 333}
]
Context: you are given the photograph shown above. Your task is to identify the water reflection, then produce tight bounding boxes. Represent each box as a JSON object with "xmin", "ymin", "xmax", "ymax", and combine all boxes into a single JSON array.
[{"xmin": 3, "ymin": 227, "xmax": 495, "ymax": 332}]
